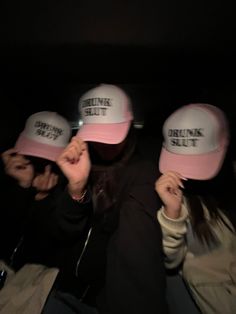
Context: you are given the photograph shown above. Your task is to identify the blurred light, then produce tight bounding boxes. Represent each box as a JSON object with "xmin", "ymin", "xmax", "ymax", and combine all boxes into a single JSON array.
[
  {"xmin": 71, "ymin": 120, "xmax": 144, "ymax": 130},
  {"xmin": 133, "ymin": 120, "xmax": 144, "ymax": 129},
  {"xmin": 70, "ymin": 119, "xmax": 83, "ymax": 130}
]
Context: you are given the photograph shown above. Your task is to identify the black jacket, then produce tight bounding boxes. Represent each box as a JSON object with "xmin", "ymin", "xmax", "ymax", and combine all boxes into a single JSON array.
[
  {"xmin": 0, "ymin": 149, "xmax": 168, "ymax": 314},
  {"xmin": 43, "ymin": 152, "xmax": 168, "ymax": 314},
  {"xmin": 0, "ymin": 159, "xmax": 36, "ymax": 264}
]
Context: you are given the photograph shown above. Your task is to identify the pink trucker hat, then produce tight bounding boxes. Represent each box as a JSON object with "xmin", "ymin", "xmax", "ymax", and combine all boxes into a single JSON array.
[
  {"xmin": 159, "ymin": 103, "xmax": 229, "ymax": 180},
  {"xmin": 76, "ymin": 84, "xmax": 133, "ymax": 144},
  {"xmin": 15, "ymin": 111, "xmax": 71, "ymax": 161}
]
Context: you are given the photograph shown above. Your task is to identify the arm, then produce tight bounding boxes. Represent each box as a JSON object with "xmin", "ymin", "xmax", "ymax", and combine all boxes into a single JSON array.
[
  {"xmin": 13, "ymin": 183, "xmax": 93, "ymax": 269},
  {"xmin": 44, "ymin": 186, "xmax": 93, "ymax": 242},
  {"xmin": 56, "ymin": 137, "xmax": 91, "ymax": 200},
  {"xmin": 15, "ymin": 135, "xmax": 93, "ymax": 254},
  {"xmin": 42, "ymin": 136, "xmax": 93, "ymax": 242},
  {"xmin": 155, "ymin": 171, "xmax": 188, "ymax": 268},
  {"xmin": 157, "ymin": 204, "xmax": 188, "ymax": 268}
]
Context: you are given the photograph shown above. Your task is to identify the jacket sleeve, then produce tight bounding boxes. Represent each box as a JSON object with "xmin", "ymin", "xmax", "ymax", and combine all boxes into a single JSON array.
[
  {"xmin": 157, "ymin": 204, "xmax": 188, "ymax": 269},
  {"xmin": 41, "ymin": 186, "xmax": 93, "ymax": 243},
  {"xmin": 0, "ymin": 161, "xmax": 35, "ymax": 220},
  {"xmin": 0, "ymin": 162, "xmax": 36, "ymax": 262},
  {"xmin": 14, "ymin": 186, "xmax": 93, "ymax": 268},
  {"xmin": 105, "ymin": 182, "xmax": 168, "ymax": 314}
]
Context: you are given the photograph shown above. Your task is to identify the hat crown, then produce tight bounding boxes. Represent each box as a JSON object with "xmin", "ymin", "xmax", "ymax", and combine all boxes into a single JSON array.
[
  {"xmin": 23, "ymin": 111, "xmax": 71, "ymax": 147},
  {"xmin": 79, "ymin": 84, "xmax": 133, "ymax": 125},
  {"xmin": 163, "ymin": 104, "xmax": 229, "ymax": 155},
  {"xmin": 159, "ymin": 103, "xmax": 229, "ymax": 180}
]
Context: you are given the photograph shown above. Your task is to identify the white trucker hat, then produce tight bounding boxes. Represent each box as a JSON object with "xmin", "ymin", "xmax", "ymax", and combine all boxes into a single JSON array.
[
  {"xmin": 76, "ymin": 84, "xmax": 134, "ymax": 144},
  {"xmin": 159, "ymin": 103, "xmax": 229, "ymax": 180},
  {"xmin": 15, "ymin": 111, "xmax": 71, "ymax": 161}
]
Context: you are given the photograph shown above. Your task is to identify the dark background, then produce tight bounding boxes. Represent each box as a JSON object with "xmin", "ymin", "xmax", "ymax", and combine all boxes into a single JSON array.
[{"xmin": 1, "ymin": 0, "xmax": 236, "ymax": 157}]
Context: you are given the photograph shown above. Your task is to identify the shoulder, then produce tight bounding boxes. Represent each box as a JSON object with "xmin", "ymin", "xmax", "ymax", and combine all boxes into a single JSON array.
[
  {"xmin": 125, "ymin": 153, "xmax": 160, "ymax": 183},
  {"xmin": 120, "ymin": 155, "xmax": 161, "ymax": 217}
]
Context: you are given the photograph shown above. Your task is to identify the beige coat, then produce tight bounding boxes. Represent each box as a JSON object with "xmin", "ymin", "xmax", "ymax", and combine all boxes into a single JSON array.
[
  {"xmin": 157, "ymin": 200, "xmax": 236, "ymax": 314},
  {"xmin": 0, "ymin": 261, "xmax": 59, "ymax": 314}
]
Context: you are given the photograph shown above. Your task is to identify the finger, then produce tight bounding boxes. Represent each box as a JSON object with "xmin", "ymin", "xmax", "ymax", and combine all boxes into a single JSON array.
[
  {"xmin": 32, "ymin": 175, "xmax": 40, "ymax": 188},
  {"xmin": 33, "ymin": 174, "xmax": 48, "ymax": 191},
  {"xmin": 157, "ymin": 175, "xmax": 181, "ymax": 190},
  {"xmin": 6, "ymin": 159, "xmax": 31, "ymax": 172},
  {"xmin": 44, "ymin": 164, "xmax": 52, "ymax": 175},
  {"xmin": 5, "ymin": 154, "xmax": 30, "ymax": 166},
  {"xmin": 174, "ymin": 188, "xmax": 183, "ymax": 198},
  {"xmin": 40, "ymin": 173, "xmax": 58, "ymax": 191},
  {"xmin": 71, "ymin": 136, "xmax": 85, "ymax": 147},
  {"xmin": 52, "ymin": 174, "xmax": 59, "ymax": 186},
  {"xmin": 163, "ymin": 170, "xmax": 187, "ymax": 179},
  {"xmin": 69, "ymin": 137, "xmax": 87, "ymax": 156},
  {"xmin": 156, "ymin": 177, "xmax": 181, "ymax": 197},
  {"xmin": 163, "ymin": 171, "xmax": 184, "ymax": 183},
  {"xmin": 165, "ymin": 170, "xmax": 188, "ymax": 183},
  {"xmin": 1, "ymin": 148, "xmax": 18, "ymax": 163},
  {"xmin": 39, "ymin": 165, "xmax": 52, "ymax": 188},
  {"xmin": 161, "ymin": 172, "xmax": 185, "ymax": 189},
  {"xmin": 58, "ymin": 146, "xmax": 81, "ymax": 164},
  {"xmin": 48, "ymin": 173, "xmax": 58, "ymax": 189},
  {"xmin": 2, "ymin": 151, "xmax": 18, "ymax": 165}
]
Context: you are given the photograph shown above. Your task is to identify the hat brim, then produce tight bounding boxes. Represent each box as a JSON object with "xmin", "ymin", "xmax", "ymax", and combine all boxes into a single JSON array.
[
  {"xmin": 76, "ymin": 121, "xmax": 131, "ymax": 144},
  {"xmin": 15, "ymin": 134, "xmax": 64, "ymax": 162},
  {"xmin": 159, "ymin": 146, "xmax": 227, "ymax": 180}
]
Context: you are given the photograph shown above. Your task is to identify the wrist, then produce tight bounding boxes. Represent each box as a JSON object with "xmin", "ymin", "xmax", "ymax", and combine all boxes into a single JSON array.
[
  {"xmin": 68, "ymin": 186, "xmax": 87, "ymax": 203},
  {"xmin": 163, "ymin": 207, "xmax": 181, "ymax": 219}
]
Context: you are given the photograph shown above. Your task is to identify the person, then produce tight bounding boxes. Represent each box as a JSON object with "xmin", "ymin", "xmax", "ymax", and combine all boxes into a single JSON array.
[
  {"xmin": 155, "ymin": 103, "xmax": 236, "ymax": 314},
  {"xmin": 44, "ymin": 83, "xmax": 168, "ymax": 314},
  {"xmin": 0, "ymin": 111, "xmax": 72, "ymax": 269}
]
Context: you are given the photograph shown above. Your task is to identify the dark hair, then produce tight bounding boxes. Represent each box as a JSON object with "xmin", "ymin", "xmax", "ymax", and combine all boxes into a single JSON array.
[{"xmin": 184, "ymin": 147, "xmax": 236, "ymax": 244}]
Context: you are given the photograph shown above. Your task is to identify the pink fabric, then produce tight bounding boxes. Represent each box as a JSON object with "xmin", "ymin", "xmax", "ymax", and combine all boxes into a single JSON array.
[
  {"xmin": 159, "ymin": 146, "xmax": 227, "ymax": 180},
  {"xmin": 76, "ymin": 121, "xmax": 131, "ymax": 144},
  {"xmin": 15, "ymin": 135, "xmax": 65, "ymax": 161}
]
